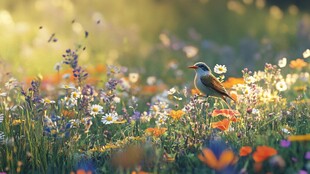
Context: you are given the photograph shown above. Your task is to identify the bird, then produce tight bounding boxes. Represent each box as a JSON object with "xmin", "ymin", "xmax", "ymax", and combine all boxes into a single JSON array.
[{"xmin": 188, "ymin": 62, "xmax": 236, "ymax": 105}]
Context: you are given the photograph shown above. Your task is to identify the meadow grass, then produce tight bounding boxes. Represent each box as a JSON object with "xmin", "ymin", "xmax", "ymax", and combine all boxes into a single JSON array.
[{"xmin": 0, "ymin": 50, "xmax": 309, "ymax": 174}]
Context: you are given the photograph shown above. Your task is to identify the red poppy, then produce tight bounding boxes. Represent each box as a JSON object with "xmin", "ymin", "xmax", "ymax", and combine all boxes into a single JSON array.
[
  {"xmin": 239, "ymin": 146, "xmax": 252, "ymax": 156},
  {"xmin": 211, "ymin": 119, "xmax": 230, "ymax": 131},
  {"xmin": 252, "ymin": 146, "xmax": 277, "ymax": 162}
]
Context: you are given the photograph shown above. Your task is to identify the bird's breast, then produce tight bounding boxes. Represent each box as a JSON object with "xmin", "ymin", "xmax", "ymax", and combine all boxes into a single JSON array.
[{"xmin": 194, "ymin": 75, "xmax": 219, "ymax": 97}]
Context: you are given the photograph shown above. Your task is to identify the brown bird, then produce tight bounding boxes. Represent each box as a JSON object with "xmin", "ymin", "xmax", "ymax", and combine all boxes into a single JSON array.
[{"xmin": 188, "ymin": 62, "xmax": 236, "ymax": 104}]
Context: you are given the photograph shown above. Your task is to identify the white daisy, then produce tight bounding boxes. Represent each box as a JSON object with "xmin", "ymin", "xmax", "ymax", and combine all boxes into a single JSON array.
[
  {"xmin": 41, "ymin": 98, "xmax": 56, "ymax": 104},
  {"xmin": 70, "ymin": 90, "xmax": 81, "ymax": 99},
  {"xmin": 278, "ymin": 57, "xmax": 287, "ymax": 68},
  {"xmin": 303, "ymin": 49, "xmax": 310, "ymax": 58},
  {"xmin": 214, "ymin": 64, "xmax": 227, "ymax": 74},
  {"xmin": 90, "ymin": 104, "xmax": 103, "ymax": 116},
  {"xmin": 276, "ymin": 81, "xmax": 287, "ymax": 92},
  {"xmin": 129, "ymin": 73, "xmax": 139, "ymax": 83},
  {"xmin": 101, "ymin": 112, "xmax": 118, "ymax": 124}
]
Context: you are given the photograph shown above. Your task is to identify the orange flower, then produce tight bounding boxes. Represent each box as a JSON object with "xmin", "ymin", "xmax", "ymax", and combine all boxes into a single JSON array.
[
  {"xmin": 191, "ymin": 88, "xmax": 201, "ymax": 95},
  {"xmin": 252, "ymin": 146, "xmax": 277, "ymax": 162},
  {"xmin": 211, "ymin": 109, "xmax": 240, "ymax": 122},
  {"xmin": 212, "ymin": 109, "xmax": 240, "ymax": 117},
  {"xmin": 73, "ymin": 169, "xmax": 92, "ymax": 174},
  {"xmin": 239, "ymin": 146, "xmax": 252, "ymax": 156},
  {"xmin": 198, "ymin": 148, "xmax": 237, "ymax": 171},
  {"xmin": 62, "ymin": 110, "xmax": 75, "ymax": 118},
  {"xmin": 288, "ymin": 134, "xmax": 310, "ymax": 141},
  {"xmin": 141, "ymin": 84, "xmax": 167, "ymax": 95},
  {"xmin": 169, "ymin": 110, "xmax": 185, "ymax": 120},
  {"xmin": 211, "ymin": 119, "xmax": 230, "ymax": 131},
  {"xmin": 145, "ymin": 128, "xmax": 167, "ymax": 137},
  {"xmin": 289, "ymin": 58, "xmax": 307, "ymax": 69},
  {"xmin": 222, "ymin": 77, "xmax": 244, "ymax": 89}
]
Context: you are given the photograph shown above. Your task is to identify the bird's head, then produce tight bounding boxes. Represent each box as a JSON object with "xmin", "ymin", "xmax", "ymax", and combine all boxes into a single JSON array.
[{"xmin": 188, "ymin": 62, "xmax": 211, "ymax": 75}]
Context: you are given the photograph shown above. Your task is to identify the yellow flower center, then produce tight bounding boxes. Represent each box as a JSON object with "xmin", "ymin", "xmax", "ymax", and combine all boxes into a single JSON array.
[
  {"xmin": 45, "ymin": 99, "xmax": 51, "ymax": 103},
  {"xmin": 106, "ymin": 116, "xmax": 113, "ymax": 121},
  {"xmin": 92, "ymin": 107, "xmax": 99, "ymax": 112}
]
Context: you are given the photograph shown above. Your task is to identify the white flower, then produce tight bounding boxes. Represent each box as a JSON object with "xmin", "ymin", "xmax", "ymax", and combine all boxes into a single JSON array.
[
  {"xmin": 61, "ymin": 84, "xmax": 76, "ymax": 90},
  {"xmin": 245, "ymin": 76, "xmax": 256, "ymax": 84},
  {"xmin": 0, "ymin": 92, "xmax": 7, "ymax": 97},
  {"xmin": 276, "ymin": 81, "xmax": 287, "ymax": 91},
  {"xmin": 129, "ymin": 73, "xmax": 139, "ymax": 83},
  {"xmin": 120, "ymin": 78, "xmax": 131, "ymax": 91},
  {"xmin": 155, "ymin": 114, "xmax": 168, "ymax": 126},
  {"xmin": 63, "ymin": 97, "xmax": 77, "ymax": 108},
  {"xmin": 101, "ymin": 112, "xmax": 118, "ymax": 124},
  {"xmin": 146, "ymin": 76, "xmax": 157, "ymax": 85},
  {"xmin": 281, "ymin": 128, "xmax": 290, "ymax": 134},
  {"xmin": 167, "ymin": 87, "xmax": 177, "ymax": 95},
  {"xmin": 71, "ymin": 90, "xmax": 81, "ymax": 99},
  {"xmin": 214, "ymin": 64, "xmax": 227, "ymax": 74},
  {"xmin": 140, "ymin": 112, "xmax": 151, "ymax": 123},
  {"xmin": 41, "ymin": 98, "xmax": 56, "ymax": 104},
  {"xmin": 183, "ymin": 46, "xmax": 198, "ymax": 58},
  {"xmin": 113, "ymin": 96, "xmax": 121, "ymax": 103},
  {"xmin": 242, "ymin": 86, "xmax": 251, "ymax": 96},
  {"xmin": 90, "ymin": 104, "xmax": 103, "ymax": 116},
  {"xmin": 278, "ymin": 57, "xmax": 287, "ymax": 68},
  {"xmin": 303, "ymin": 49, "xmax": 310, "ymax": 58},
  {"xmin": 252, "ymin": 108, "xmax": 260, "ymax": 115},
  {"xmin": 5, "ymin": 78, "xmax": 18, "ymax": 90}
]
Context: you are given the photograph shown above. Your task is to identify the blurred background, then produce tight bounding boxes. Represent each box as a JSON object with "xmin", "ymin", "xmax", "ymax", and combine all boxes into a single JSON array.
[{"xmin": 0, "ymin": 0, "xmax": 310, "ymax": 86}]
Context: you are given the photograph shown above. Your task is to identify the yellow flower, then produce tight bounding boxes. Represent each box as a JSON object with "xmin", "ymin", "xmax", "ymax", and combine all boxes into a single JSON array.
[
  {"xmin": 169, "ymin": 110, "xmax": 185, "ymax": 120},
  {"xmin": 12, "ymin": 119, "xmax": 24, "ymax": 126},
  {"xmin": 288, "ymin": 134, "xmax": 310, "ymax": 141},
  {"xmin": 293, "ymin": 86, "xmax": 307, "ymax": 92}
]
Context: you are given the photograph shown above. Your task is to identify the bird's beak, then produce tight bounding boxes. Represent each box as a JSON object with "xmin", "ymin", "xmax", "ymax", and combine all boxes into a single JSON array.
[{"xmin": 188, "ymin": 65, "xmax": 198, "ymax": 69}]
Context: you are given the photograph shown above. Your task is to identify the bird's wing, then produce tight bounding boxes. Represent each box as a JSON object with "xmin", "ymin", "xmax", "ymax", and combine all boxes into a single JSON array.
[{"xmin": 200, "ymin": 75, "xmax": 235, "ymax": 101}]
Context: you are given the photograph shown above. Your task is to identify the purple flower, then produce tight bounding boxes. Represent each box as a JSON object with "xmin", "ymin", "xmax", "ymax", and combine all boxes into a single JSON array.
[
  {"xmin": 305, "ymin": 151, "xmax": 310, "ymax": 160},
  {"xmin": 298, "ymin": 170, "xmax": 308, "ymax": 174},
  {"xmin": 130, "ymin": 111, "xmax": 141, "ymax": 121},
  {"xmin": 280, "ymin": 140, "xmax": 291, "ymax": 148}
]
